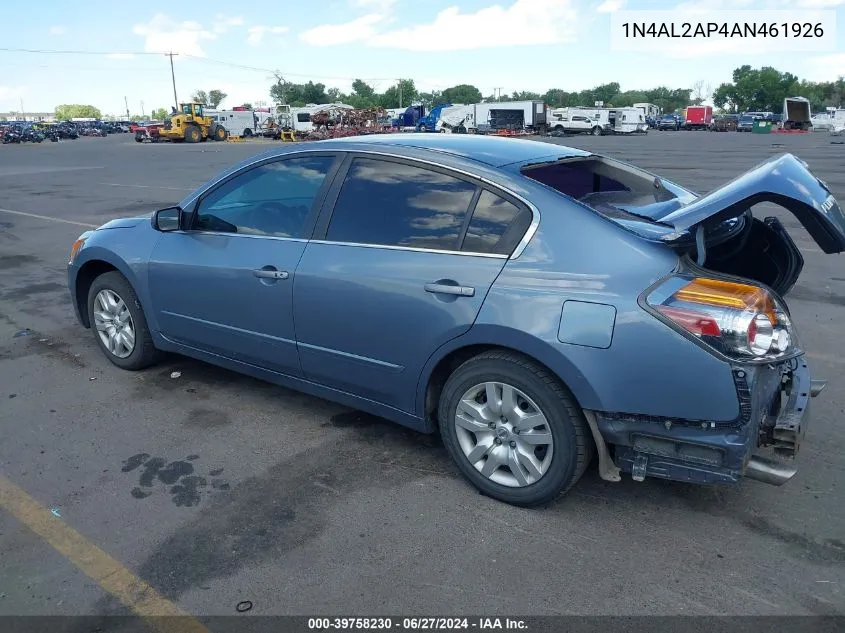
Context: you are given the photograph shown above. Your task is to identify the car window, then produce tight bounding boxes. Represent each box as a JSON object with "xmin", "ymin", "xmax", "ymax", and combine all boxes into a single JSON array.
[
  {"xmin": 194, "ymin": 155, "xmax": 335, "ymax": 238},
  {"xmin": 326, "ymin": 158, "xmax": 477, "ymax": 250},
  {"xmin": 462, "ymin": 190, "xmax": 532, "ymax": 256}
]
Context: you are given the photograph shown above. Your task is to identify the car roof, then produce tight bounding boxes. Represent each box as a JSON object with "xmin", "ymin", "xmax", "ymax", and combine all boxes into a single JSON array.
[{"xmin": 291, "ymin": 133, "xmax": 590, "ymax": 167}]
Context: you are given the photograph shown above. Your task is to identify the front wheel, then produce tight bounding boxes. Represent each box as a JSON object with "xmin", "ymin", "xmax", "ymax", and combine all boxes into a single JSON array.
[
  {"xmin": 184, "ymin": 125, "xmax": 201, "ymax": 143},
  {"xmin": 212, "ymin": 125, "xmax": 228, "ymax": 141},
  {"xmin": 438, "ymin": 351, "xmax": 592, "ymax": 506},
  {"xmin": 591, "ymin": 126, "xmax": 602, "ymax": 136},
  {"xmin": 87, "ymin": 271, "xmax": 161, "ymax": 370}
]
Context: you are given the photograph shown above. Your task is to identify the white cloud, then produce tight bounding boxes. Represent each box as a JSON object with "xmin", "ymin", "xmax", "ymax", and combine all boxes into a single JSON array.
[
  {"xmin": 300, "ymin": 13, "xmax": 388, "ymax": 46},
  {"xmin": 48, "ymin": 25, "xmax": 66, "ymax": 36},
  {"xmin": 596, "ymin": 0, "xmax": 626, "ymax": 12},
  {"xmin": 302, "ymin": 0, "xmax": 579, "ymax": 51},
  {"xmin": 131, "ymin": 14, "xmax": 218, "ymax": 56},
  {"xmin": 213, "ymin": 14, "xmax": 244, "ymax": 34},
  {"xmin": 805, "ymin": 53, "xmax": 845, "ymax": 81},
  {"xmin": 247, "ymin": 25, "xmax": 289, "ymax": 46},
  {"xmin": 369, "ymin": 0, "xmax": 579, "ymax": 51},
  {"xmin": 351, "ymin": 0, "xmax": 397, "ymax": 9}
]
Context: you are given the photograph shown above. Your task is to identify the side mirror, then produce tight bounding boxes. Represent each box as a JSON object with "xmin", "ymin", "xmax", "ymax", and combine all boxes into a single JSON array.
[{"xmin": 153, "ymin": 207, "xmax": 182, "ymax": 232}]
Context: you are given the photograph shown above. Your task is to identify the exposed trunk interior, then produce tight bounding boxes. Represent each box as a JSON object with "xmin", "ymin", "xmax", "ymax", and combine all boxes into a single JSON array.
[{"xmin": 520, "ymin": 156, "xmax": 821, "ymax": 295}]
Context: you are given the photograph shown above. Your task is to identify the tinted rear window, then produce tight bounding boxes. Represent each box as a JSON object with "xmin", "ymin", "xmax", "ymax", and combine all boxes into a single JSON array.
[{"xmin": 326, "ymin": 158, "xmax": 477, "ymax": 250}]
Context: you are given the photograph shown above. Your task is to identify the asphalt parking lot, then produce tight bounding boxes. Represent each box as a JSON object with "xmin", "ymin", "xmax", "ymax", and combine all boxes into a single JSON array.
[{"xmin": 0, "ymin": 131, "xmax": 843, "ymax": 621}]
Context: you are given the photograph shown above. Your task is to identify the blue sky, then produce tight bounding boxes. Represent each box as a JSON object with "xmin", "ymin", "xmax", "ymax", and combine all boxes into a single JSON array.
[{"xmin": 1, "ymin": 0, "xmax": 843, "ymax": 116}]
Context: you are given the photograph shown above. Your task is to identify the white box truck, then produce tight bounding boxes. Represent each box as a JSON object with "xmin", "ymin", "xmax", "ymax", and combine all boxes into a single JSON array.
[
  {"xmin": 473, "ymin": 100, "xmax": 547, "ymax": 134},
  {"xmin": 783, "ymin": 97, "xmax": 812, "ymax": 131},
  {"xmin": 206, "ymin": 110, "xmax": 259, "ymax": 137}
]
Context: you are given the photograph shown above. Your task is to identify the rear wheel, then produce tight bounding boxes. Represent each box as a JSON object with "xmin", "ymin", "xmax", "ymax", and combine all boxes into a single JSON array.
[
  {"xmin": 243, "ymin": 128, "xmax": 253, "ymax": 137},
  {"xmin": 438, "ymin": 351, "xmax": 592, "ymax": 506},
  {"xmin": 184, "ymin": 125, "xmax": 201, "ymax": 143},
  {"xmin": 87, "ymin": 271, "xmax": 160, "ymax": 371}
]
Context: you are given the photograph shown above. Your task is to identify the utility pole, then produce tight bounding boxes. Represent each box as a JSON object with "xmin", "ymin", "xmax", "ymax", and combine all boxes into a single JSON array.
[
  {"xmin": 398, "ymin": 79, "xmax": 403, "ymax": 108},
  {"xmin": 19, "ymin": 98, "xmax": 24, "ymax": 121},
  {"xmin": 140, "ymin": 100, "xmax": 145, "ymax": 117},
  {"xmin": 165, "ymin": 52, "xmax": 179, "ymax": 110},
  {"xmin": 124, "ymin": 96, "xmax": 130, "ymax": 121},
  {"xmin": 494, "ymin": 87, "xmax": 503, "ymax": 101}
]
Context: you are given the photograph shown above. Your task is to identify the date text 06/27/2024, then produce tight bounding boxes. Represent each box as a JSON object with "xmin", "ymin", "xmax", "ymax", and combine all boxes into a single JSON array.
[{"xmin": 609, "ymin": 10, "xmax": 837, "ymax": 53}]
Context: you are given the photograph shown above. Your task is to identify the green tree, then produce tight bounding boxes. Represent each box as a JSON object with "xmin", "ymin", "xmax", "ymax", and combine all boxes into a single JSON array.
[
  {"xmin": 351, "ymin": 79, "xmax": 375, "ymax": 100},
  {"xmin": 55, "ymin": 104, "xmax": 102, "ymax": 120},
  {"xmin": 542, "ymin": 89, "xmax": 571, "ymax": 107},
  {"xmin": 325, "ymin": 88, "xmax": 343, "ymax": 102},
  {"xmin": 511, "ymin": 90, "xmax": 542, "ymax": 101},
  {"xmin": 191, "ymin": 90, "xmax": 208, "ymax": 105},
  {"xmin": 241, "ymin": 102, "xmax": 253, "ymax": 109},
  {"xmin": 379, "ymin": 79, "xmax": 418, "ymax": 108},
  {"xmin": 150, "ymin": 108, "xmax": 168, "ymax": 120},
  {"xmin": 712, "ymin": 66, "xmax": 798, "ymax": 112},
  {"xmin": 416, "ymin": 91, "xmax": 442, "ymax": 107},
  {"xmin": 190, "ymin": 89, "xmax": 227, "ymax": 108},
  {"xmin": 440, "ymin": 84, "xmax": 482, "ymax": 105},
  {"xmin": 208, "ymin": 90, "xmax": 227, "ymax": 108}
]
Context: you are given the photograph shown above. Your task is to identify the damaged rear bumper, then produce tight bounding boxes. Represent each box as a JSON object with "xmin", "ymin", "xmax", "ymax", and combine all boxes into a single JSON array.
[{"xmin": 591, "ymin": 356, "xmax": 820, "ymax": 486}]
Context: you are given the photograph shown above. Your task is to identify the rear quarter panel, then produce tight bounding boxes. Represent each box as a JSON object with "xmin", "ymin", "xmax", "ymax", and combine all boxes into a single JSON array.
[{"xmin": 465, "ymin": 185, "xmax": 741, "ymax": 422}]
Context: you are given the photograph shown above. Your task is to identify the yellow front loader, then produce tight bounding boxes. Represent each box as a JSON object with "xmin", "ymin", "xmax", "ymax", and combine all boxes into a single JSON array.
[{"xmin": 159, "ymin": 103, "xmax": 229, "ymax": 143}]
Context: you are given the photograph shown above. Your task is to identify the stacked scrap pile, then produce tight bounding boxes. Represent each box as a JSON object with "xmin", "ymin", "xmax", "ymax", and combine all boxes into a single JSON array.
[{"xmin": 303, "ymin": 107, "xmax": 390, "ymax": 140}]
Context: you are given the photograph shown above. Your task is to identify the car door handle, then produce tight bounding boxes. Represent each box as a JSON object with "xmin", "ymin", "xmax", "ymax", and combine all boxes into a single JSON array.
[
  {"xmin": 424, "ymin": 283, "xmax": 475, "ymax": 297},
  {"xmin": 253, "ymin": 269, "xmax": 289, "ymax": 280}
]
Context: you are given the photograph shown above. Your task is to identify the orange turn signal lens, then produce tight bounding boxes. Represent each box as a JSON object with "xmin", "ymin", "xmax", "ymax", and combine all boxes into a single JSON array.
[
  {"xmin": 674, "ymin": 278, "xmax": 778, "ymax": 325},
  {"xmin": 69, "ymin": 238, "xmax": 86, "ymax": 264}
]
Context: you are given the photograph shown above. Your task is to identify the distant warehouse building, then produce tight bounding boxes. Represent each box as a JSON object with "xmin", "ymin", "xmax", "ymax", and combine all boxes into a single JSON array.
[{"xmin": 0, "ymin": 112, "xmax": 56, "ymax": 122}]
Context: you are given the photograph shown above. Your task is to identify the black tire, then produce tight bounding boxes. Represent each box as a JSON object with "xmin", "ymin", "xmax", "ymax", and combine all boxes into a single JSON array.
[
  {"xmin": 212, "ymin": 125, "xmax": 228, "ymax": 141},
  {"xmin": 87, "ymin": 271, "xmax": 160, "ymax": 371},
  {"xmin": 184, "ymin": 125, "xmax": 201, "ymax": 143},
  {"xmin": 591, "ymin": 126, "xmax": 602, "ymax": 136},
  {"xmin": 243, "ymin": 128, "xmax": 253, "ymax": 137},
  {"xmin": 438, "ymin": 350, "xmax": 592, "ymax": 507}
]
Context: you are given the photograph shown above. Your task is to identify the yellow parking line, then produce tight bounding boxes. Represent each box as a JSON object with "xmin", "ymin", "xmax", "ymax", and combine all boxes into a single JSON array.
[{"xmin": 0, "ymin": 475, "xmax": 211, "ymax": 633}]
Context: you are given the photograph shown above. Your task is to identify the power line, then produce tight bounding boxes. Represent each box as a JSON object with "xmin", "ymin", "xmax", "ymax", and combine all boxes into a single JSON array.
[
  {"xmin": 0, "ymin": 47, "xmax": 163, "ymax": 55},
  {"xmin": 0, "ymin": 46, "xmax": 402, "ymax": 83}
]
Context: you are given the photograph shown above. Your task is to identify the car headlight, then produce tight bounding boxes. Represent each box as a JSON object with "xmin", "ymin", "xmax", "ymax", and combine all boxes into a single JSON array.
[
  {"xmin": 68, "ymin": 237, "xmax": 86, "ymax": 265},
  {"xmin": 645, "ymin": 276, "xmax": 798, "ymax": 362}
]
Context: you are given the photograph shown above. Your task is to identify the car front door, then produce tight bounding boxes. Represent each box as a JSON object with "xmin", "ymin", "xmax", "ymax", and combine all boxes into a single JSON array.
[
  {"xmin": 147, "ymin": 153, "xmax": 340, "ymax": 376},
  {"xmin": 293, "ymin": 155, "xmax": 534, "ymax": 413}
]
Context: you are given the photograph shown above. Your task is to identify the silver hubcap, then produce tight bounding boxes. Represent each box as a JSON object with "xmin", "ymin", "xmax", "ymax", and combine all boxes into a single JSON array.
[
  {"xmin": 93, "ymin": 289, "xmax": 135, "ymax": 358},
  {"xmin": 454, "ymin": 382, "xmax": 554, "ymax": 488}
]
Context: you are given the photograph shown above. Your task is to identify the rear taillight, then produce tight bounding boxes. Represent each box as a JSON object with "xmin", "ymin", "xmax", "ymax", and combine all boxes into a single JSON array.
[{"xmin": 646, "ymin": 277, "xmax": 796, "ymax": 361}]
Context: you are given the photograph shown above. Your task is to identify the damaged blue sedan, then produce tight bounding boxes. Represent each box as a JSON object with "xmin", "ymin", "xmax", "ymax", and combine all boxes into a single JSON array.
[{"xmin": 67, "ymin": 135, "xmax": 841, "ymax": 506}]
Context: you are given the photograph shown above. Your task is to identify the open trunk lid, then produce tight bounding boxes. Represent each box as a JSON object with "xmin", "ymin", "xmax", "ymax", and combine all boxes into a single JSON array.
[
  {"xmin": 657, "ymin": 153, "xmax": 845, "ymax": 254},
  {"xmin": 519, "ymin": 152, "xmax": 843, "ymax": 296}
]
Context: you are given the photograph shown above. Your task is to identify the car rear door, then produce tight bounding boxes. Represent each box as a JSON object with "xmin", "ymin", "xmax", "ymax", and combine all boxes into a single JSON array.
[
  {"xmin": 292, "ymin": 154, "xmax": 534, "ymax": 413},
  {"xmin": 147, "ymin": 152, "xmax": 341, "ymax": 376}
]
